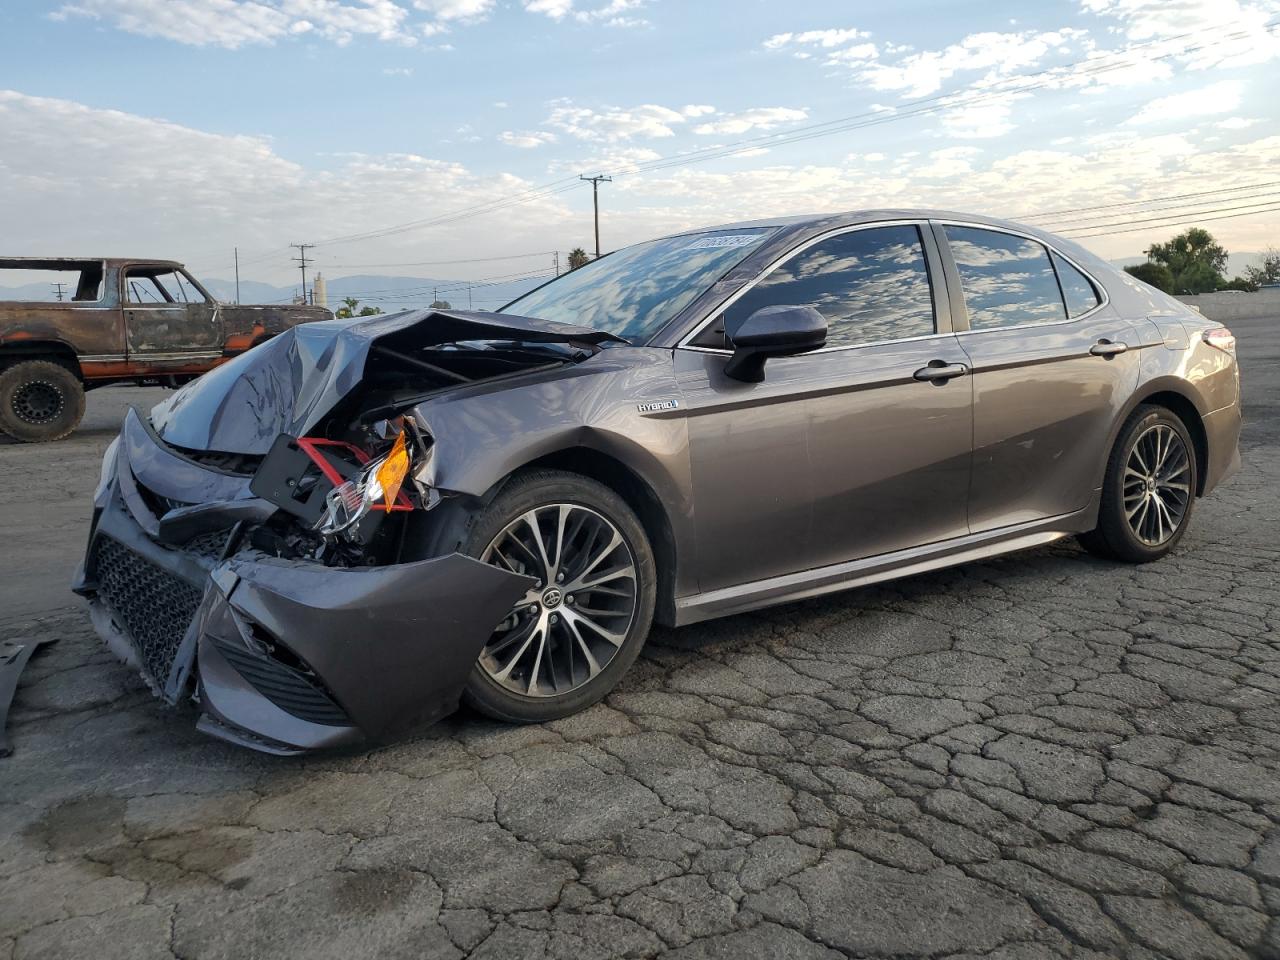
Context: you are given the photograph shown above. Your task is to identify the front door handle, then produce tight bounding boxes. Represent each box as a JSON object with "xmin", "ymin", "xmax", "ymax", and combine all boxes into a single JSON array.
[
  {"xmin": 1090, "ymin": 339, "xmax": 1128, "ymax": 357},
  {"xmin": 913, "ymin": 361, "xmax": 968, "ymax": 383}
]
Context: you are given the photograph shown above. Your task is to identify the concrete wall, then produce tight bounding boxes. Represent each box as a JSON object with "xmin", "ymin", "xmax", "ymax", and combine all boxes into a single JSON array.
[{"xmin": 1177, "ymin": 290, "xmax": 1280, "ymax": 321}]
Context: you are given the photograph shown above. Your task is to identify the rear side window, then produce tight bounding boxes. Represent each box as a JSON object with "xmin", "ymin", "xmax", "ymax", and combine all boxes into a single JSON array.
[
  {"xmin": 1052, "ymin": 251, "xmax": 1101, "ymax": 317},
  {"xmin": 945, "ymin": 226, "xmax": 1066, "ymax": 330},
  {"xmin": 723, "ymin": 224, "xmax": 936, "ymax": 349}
]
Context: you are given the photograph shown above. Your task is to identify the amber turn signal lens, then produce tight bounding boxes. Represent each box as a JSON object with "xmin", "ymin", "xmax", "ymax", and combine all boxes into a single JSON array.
[
  {"xmin": 1203, "ymin": 327, "xmax": 1235, "ymax": 352},
  {"xmin": 375, "ymin": 431, "xmax": 410, "ymax": 512}
]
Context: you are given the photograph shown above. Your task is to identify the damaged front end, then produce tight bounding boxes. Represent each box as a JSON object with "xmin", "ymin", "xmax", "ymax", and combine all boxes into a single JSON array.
[{"xmin": 74, "ymin": 309, "xmax": 619, "ymax": 753}]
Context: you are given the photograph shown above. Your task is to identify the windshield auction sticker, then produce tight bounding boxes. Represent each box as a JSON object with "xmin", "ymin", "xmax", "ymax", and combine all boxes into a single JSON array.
[{"xmin": 685, "ymin": 234, "xmax": 767, "ymax": 249}]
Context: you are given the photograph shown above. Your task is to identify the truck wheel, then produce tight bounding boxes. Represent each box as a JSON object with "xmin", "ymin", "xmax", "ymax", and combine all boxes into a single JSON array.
[{"xmin": 0, "ymin": 360, "xmax": 86, "ymax": 442}]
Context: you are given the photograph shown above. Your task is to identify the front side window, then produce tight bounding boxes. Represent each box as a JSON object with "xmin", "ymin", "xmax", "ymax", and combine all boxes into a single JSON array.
[
  {"xmin": 945, "ymin": 226, "xmax": 1067, "ymax": 330},
  {"xmin": 125, "ymin": 269, "xmax": 205, "ymax": 305},
  {"xmin": 720, "ymin": 225, "xmax": 936, "ymax": 349},
  {"xmin": 1052, "ymin": 251, "xmax": 1101, "ymax": 318},
  {"xmin": 501, "ymin": 228, "xmax": 776, "ymax": 344}
]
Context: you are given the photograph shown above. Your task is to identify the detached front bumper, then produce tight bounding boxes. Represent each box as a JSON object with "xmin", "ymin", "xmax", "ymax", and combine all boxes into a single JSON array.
[{"xmin": 74, "ymin": 409, "xmax": 532, "ymax": 755}]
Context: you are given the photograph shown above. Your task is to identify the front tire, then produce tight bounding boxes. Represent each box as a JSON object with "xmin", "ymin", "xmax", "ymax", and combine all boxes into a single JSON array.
[
  {"xmin": 1079, "ymin": 404, "xmax": 1197, "ymax": 563},
  {"xmin": 0, "ymin": 360, "xmax": 86, "ymax": 443},
  {"xmin": 459, "ymin": 469, "xmax": 657, "ymax": 723}
]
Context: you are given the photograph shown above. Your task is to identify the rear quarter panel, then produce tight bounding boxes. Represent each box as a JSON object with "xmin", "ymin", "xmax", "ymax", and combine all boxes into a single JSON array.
[{"xmin": 0, "ymin": 302, "xmax": 124, "ymax": 362}]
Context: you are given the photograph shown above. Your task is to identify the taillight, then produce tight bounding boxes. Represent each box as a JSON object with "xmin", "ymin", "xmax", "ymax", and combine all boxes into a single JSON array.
[{"xmin": 1203, "ymin": 327, "xmax": 1235, "ymax": 352}]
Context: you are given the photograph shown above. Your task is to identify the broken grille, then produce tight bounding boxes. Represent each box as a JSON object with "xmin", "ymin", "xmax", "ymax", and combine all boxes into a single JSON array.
[{"xmin": 94, "ymin": 537, "xmax": 204, "ymax": 689}]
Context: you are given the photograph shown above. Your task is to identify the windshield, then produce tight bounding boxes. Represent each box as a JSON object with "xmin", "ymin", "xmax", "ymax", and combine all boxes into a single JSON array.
[{"xmin": 500, "ymin": 227, "xmax": 776, "ymax": 343}]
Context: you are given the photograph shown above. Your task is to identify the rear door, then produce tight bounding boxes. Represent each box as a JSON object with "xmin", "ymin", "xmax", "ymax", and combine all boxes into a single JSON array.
[
  {"xmin": 936, "ymin": 223, "xmax": 1142, "ymax": 532},
  {"xmin": 122, "ymin": 266, "xmax": 222, "ymax": 363},
  {"xmin": 676, "ymin": 222, "xmax": 973, "ymax": 592}
]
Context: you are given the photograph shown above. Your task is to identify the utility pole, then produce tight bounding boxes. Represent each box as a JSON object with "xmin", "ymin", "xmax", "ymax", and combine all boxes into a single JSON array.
[
  {"xmin": 234, "ymin": 247, "xmax": 241, "ymax": 304},
  {"xmin": 468, "ymin": 284, "xmax": 473, "ymax": 310},
  {"xmin": 291, "ymin": 243, "xmax": 313, "ymax": 305},
  {"xmin": 554, "ymin": 251, "xmax": 560, "ymax": 277},
  {"xmin": 579, "ymin": 174, "xmax": 612, "ymax": 259},
  {"xmin": 51, "ymin": 282, "xmax": 66, "ymax": 302}
]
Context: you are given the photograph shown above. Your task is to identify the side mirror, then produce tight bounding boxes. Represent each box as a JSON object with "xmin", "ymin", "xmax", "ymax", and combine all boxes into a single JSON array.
[{"xmin": 723, "ymin": 305, "xmax": 827, "ymax": 383}]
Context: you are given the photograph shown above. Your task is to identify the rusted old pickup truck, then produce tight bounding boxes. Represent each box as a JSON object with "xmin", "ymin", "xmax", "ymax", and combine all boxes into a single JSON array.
[{"xmin": 0, "ymin": 257, "xmax": 331, "ymax": 441}]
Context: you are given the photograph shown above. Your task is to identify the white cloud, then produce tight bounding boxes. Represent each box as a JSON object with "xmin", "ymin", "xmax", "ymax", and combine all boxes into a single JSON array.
[
  {"xmin": 521, "ymin": 0, "xmax": 647, "ymax": 25},
  {"xmin": 498, "ymin": 129, "xmax": 557, "ymax": 148},
  {"xmin": 522, "ymin": 0, "xmax": 572, "ymax": 17},
  {"xmin": 941, "ymin": 93, "xmax": 1027, "ymax": 139},
  {"xmin": 764, "ymin": 26, "xmax": 1089, "ymax": 98},
  {"xmin": 1081, "ymin": 0, "xmax": 1280, "ymax": 70},
  {"xmin": 413, "ymin": 0, "xmax": 492, "ymax": 18},
  {"xmin": 693, "ymin": 107, "xmax": 808, "ymax": 136},
  {"xmin": 54, "ymin": 0, "xmax": 417, "ymax": 47},
  {"xmin": 914, "ymin": 146, "xmax": 982, "ymax": 178},
  {"xmin": 1217, "ymin": 117, "xmax": 1260, "ymax": 129},
  {"xmin": 546, "ymin": 100, "xmax": 690, "ymax": 141},
  {"xmin": 1126, "ymin": 80, "xmax": 1243, "ymax": 125},
  {"xmin": 0, "ymin": 89, "xmax": 574, "ymax": 281},
  {"xmin": 382, "ymin": 65, "xmax": 414, "ymax": 76},
  {"xmin": 763, "ymin": 28, "xmax": 870, "ymax": 50}
]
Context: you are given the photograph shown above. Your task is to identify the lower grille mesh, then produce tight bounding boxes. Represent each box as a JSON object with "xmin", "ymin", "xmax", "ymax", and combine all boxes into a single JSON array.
[
  {"xmin": 94, "ymin": 538, "xmax": 203, "ymax": 687},
  {"xmin": 211, "ymin": 638, "xmax": 349, "ymax": 726}
]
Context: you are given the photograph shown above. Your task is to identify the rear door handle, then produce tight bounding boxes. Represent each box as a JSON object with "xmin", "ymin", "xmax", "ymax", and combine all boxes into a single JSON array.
[
  {"xmin": 913, "ymin": 361, "xmax": 968, "ymax": 383},
  {"xmin": 1090, "ymin": 339, "xmax": 1128, "ymax": 357}
]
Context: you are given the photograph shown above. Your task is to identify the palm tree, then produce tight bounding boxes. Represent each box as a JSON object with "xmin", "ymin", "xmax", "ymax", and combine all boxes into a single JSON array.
[{"xmin": 567, "ymin": 247, "xmax": 589, "ymax": 270}]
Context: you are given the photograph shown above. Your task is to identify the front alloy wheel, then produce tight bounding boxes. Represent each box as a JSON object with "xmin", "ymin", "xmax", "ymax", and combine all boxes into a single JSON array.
[
  {"xmin": 458, "ymin": 469, "xmax": 657, "ymax": 723},
  {"xmin": 479, "ymin": 503, "xmax": 638, "ymax": 697}
]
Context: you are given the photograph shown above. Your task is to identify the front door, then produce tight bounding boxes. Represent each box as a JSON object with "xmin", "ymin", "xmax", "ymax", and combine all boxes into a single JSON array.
[
  {"xmin": 676, "ymin": 222, "xmax": 973, "ymax": 593},
  {"xmin": 937, "ymin": 223, "xmax": 1143, "ymax": 531},
  {"xmin": 122, "ymin": 266, "xmax": 221, "ymax": 364}
]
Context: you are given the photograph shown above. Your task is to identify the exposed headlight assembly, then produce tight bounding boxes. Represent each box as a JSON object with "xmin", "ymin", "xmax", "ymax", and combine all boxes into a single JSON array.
[{"xmin": 316, "ymin": 430, "xmax": 413, "ymax": 537}]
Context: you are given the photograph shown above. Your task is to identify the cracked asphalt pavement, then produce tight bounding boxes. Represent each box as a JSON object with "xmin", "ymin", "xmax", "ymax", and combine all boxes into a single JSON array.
[{"xmin": 2, "ymin": 314, "xmax": 1279, "ymax": 959}]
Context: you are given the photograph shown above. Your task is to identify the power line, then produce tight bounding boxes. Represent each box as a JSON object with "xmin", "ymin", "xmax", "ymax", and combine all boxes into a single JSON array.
[
  {"xmin": 1018, "ymin": 181, "xmax": 1280, "ymax": 222},
  {"xmin": 184, "ymin": 19, "xmax": 1277, "ymax": 279},
  {"xmin": 320, "ymin": 251, "xmax": 556, "ymax": 269},
  {"xmin": 1058, "ymin": 199, "xmax": 1280, "ymax": 238},
  {"xmin": 1037, "ymin": 191, "xmax": 1280, "ymax": 228},
  {"xmin": 295, "ymin": 19, "xmax": 1275, "ymax": 253}
]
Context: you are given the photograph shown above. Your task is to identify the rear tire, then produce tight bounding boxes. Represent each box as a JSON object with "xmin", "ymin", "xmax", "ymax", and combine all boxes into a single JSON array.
[
  {"xmin": 459, "ymin": 469, "xmax": 657, "ymax": 724},
  {"xmin": 1079, "ymin": 404, "xmax": 1197, "ymax": 563},
  {"xmin": 0, "ymin": 360, "xmax": 86, "ymax": 442}
]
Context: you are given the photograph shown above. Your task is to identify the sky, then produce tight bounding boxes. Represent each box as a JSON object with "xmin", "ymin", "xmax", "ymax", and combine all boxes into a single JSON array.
[{"xmin": 1, "ymin": 0, "xmax": 1278, "ymax": 293}]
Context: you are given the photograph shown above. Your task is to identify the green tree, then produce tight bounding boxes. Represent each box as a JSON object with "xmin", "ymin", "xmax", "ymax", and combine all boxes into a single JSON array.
[
  {"xmin": 429, "ymin": 298, "xmax": 452, "ymax": 310},
  {"xmin": 1243, "ymin": 248, "xmax": 1280, "ymax": 287},
  {"xmin": 1146, "ymin": 228, "xmax": 1228, "ymax": 294},
  {"xmin": 567, "ymin": 247, "xmax": 590, "ymax": 270},
  {"xmin": 1218, "ymin": 276, "xmax": 1259, "ymax": 292},
  {"xmin": 1124, "ymin": 262, "xmax": 1174, "ymax": 293},
  {"xmin": 334, "ymin": 296, "xmax": 383, "ymax": 319}
]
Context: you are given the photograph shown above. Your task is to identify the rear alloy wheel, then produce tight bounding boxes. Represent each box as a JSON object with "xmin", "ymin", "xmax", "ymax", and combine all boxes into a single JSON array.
[
  {"xmin": 461, "ymin": 470, "xmax": 656, "ymax": 723},
  {"xmin": 0, "ymin": 360, "xmax": 86, "ymax": 442},
  {"xmin": 1080, "ymin": 404, "xmax": 1198, "ymax": 563}
]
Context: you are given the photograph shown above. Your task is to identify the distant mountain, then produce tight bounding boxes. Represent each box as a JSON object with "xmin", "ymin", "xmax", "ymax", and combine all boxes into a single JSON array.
[
  {"xmin": 0, "ymin": 272, "xmax": 548, "ymax": 309},
  {"xmin": 199, "ymin": 273, "xmax": 548, "ymax": 312}
]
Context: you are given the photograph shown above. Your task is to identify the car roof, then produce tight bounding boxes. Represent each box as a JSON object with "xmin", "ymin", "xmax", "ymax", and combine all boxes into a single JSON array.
[
  {"xmin": 656, "ymin": 208, "xmax": 1043, "ymax": 240},
  {"xmin": 0, "ymin": 257, "xmax": 184, "ymax": 270}
]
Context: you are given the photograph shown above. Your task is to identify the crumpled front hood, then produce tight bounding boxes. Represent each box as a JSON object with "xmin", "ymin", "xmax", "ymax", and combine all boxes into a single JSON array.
[{"xmin": 150, "ymin": 308, "xmax": 622, "ymax": 455}]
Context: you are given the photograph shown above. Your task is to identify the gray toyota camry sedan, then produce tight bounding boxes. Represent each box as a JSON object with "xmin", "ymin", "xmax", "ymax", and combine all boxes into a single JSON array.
[{"xmin": 76, "ymin": 209, "xmax": 1242, "ymax": 753}]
